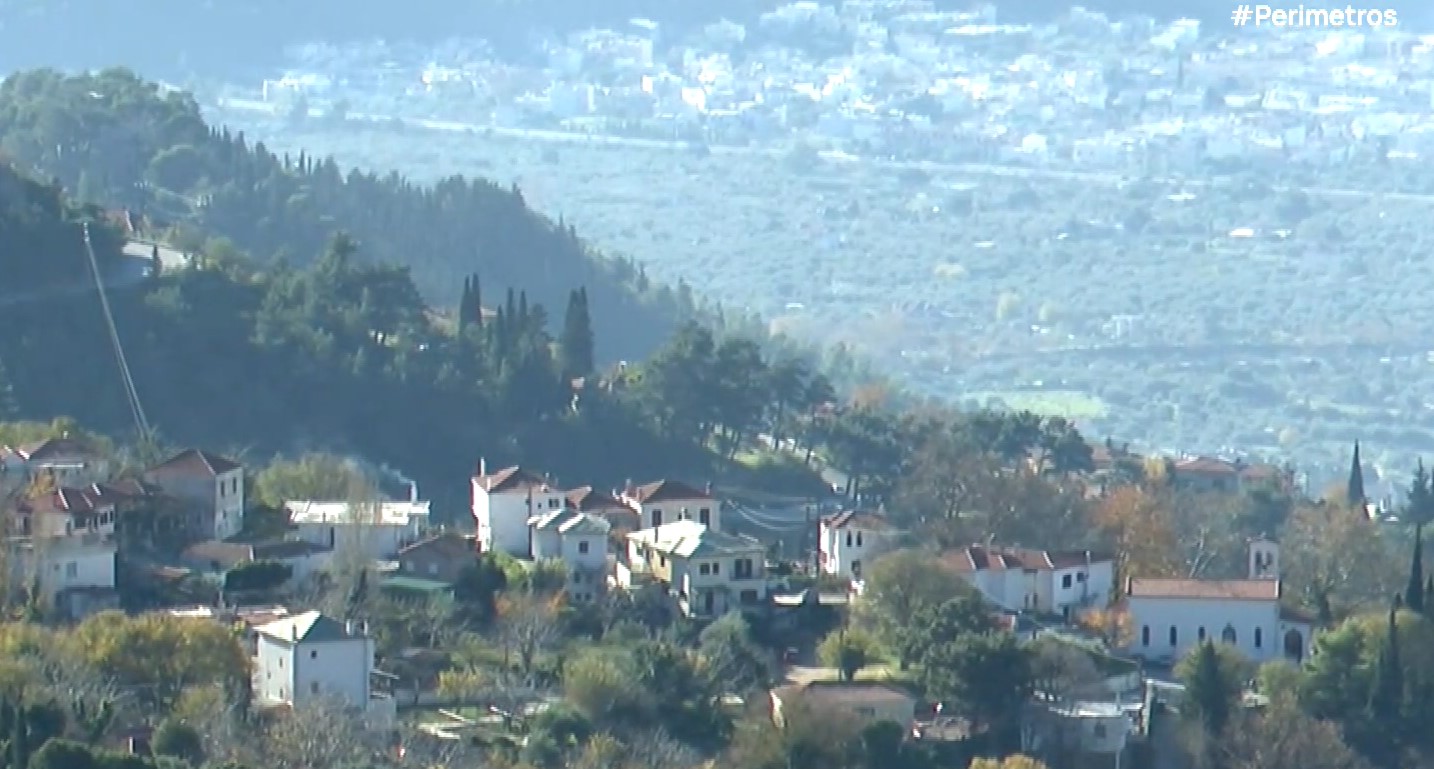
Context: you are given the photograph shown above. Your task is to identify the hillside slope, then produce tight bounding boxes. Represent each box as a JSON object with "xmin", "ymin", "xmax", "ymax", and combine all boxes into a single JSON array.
[
  {"xmin": 0, "ymin": 159, "xmax": 726, "ymax": 515},
  {"xmin": 0, "ymin": 69, "xmax": 685, "ymax": 362}
]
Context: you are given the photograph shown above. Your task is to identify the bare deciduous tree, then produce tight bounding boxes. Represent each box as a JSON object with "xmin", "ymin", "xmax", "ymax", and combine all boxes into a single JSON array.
[
  {"xmin": 263, "ymin": 696, "xmax": 374, "ymax": 769},
  {"xmin": 497, "ymin": 591, "xmax": 562, "ymax": 679}
]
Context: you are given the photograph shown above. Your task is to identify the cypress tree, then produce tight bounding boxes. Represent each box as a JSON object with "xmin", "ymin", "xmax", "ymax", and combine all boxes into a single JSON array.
[
  {"xmin": 1183, "ymin": 641, "xmax": 1232, "ymax": 737},
  {"xmin": 458, "ymin": 276, "xmax": 473, "ymax": 332},
  {"xmin": 10, "ymin": 702, "xmax": 28, "ymax": 769},
  {"xmin": 1348, "ymin": 441, "xmax": 1366, "ymax": 507},
  {"xmin": 0, "ymin": 356, "xmax": 19, "ymax": 420},
  {"xmin": 1409, "ymin": 526, "xmax": 1426, "ymax": 613},
  {"xmin": 560, "ymin": 288, "xmax": 595, "ymax": 379},
  {"xmin": 1369, "ymin": 602, "xmax": 1403, "ymax": 724}
]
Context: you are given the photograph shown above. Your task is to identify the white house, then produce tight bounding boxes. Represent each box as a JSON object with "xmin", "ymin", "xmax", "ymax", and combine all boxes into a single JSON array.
[
  {"xmin": 818, "ymin": 510, "xmax": 897, "ymax": 581},
  {"xmin": 1124, "ymin": 539, "xmax": 1314, "ymax": 664},
  {"xmin": 619, "ymin": 520, "xmax": 766, "ymax": 617},
  {"xmin": 9, "ymin": 481, "xmax": 138, "ymax": 615},
  {"xmin": 144, "ymin": 449, "xmax": 246, "ymax": 542},
  {"xmin": 252, "ymin": 611, "xmax": 393, "ymax": 726},
  {"xmin": 941, "ymin": 544, "xmax": 1116, "ymax": 619},
  {"xmin": 285, "ymin": 499, "xmax": 430, "ymax": 561},
  {"xmin": 527, "ymin": 509, "xmax": 610, "ymax": 603},
  {"xmin": 619, "ymin": 479, "xmax": 722, "ymax": 531},
  {"xmin": 472, "ymin": 462, "xmax": 565, "ymax": 555}
]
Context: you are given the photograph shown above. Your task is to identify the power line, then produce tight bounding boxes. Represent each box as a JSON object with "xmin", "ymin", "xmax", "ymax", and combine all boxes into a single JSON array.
[{"xmin": 81, "ymin": 222, "xmax": 151, "ymax": 438}]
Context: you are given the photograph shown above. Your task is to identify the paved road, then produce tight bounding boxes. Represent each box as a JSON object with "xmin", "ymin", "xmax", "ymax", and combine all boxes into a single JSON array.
[
  {"xmin": 0, "ymin": 240, "xmax": 190, "ymax": 310},
  {"xmin": 213, "ymin": 97, "xmax": 1434, "ymax": 205}
]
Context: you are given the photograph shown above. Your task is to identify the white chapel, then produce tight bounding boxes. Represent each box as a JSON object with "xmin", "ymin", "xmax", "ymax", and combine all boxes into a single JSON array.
[{"xmin": 1123, "ymin": 538, "xmax": 1316, "ymax": 665}]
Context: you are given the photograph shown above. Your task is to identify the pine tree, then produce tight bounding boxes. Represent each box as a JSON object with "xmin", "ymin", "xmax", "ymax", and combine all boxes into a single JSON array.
[
  {"xmin": 1409, "ymin": 526, "xmax": 1426, "ymax": 613},
  {"xmin": 560, "ymin": 287, "xmax": 595, "ymax": 379},
  {"xmin": 1410, "ymin": 460, "xmax": 1434, "ymax": 528}
]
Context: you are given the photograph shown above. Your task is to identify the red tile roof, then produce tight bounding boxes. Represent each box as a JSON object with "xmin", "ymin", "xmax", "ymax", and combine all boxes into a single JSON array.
[
  {"xmin": 5, "ymin": 437, "xmax": 103, "ymax": 464},
  {"xmin": 24, "ymin": 481, "xmax": 153, "ymax": 516},
  {"xmin": 821, "ymin": 510, "xmax": 893, "ymax": 531},
  {"xmin": 566, "ymin": 485, "xmax": 626, "ymax": 511},
  {"xmin": 1173, "ymin": 457, "xmax": 1239, "ymax": 475},
  {"xmin": 1126, "ymin": 578, "xmax": 1281, "ymax": 601},
  {"xmin": 149, "ymin": 449, "xmax": 241, "ymax": 477},
  {"xmin": 941, "ymin": 544, "xmax": 1111, "ymax": 573},
  {"xmin": 473, "ymin": 466, "xmax": 551, "ymax": 493},
  {"xmin": 398, "ymin": 532, "xmax": 477, "ymax": 560},
  {"xmin": 626, "ymin": 479, "xmax": 711, "ymax": 504}
]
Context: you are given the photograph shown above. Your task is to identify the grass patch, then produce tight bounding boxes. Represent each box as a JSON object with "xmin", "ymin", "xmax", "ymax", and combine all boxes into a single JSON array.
[{"xmin": 967, "ymin": 389, "xmax": 1109, "ymax": 420}]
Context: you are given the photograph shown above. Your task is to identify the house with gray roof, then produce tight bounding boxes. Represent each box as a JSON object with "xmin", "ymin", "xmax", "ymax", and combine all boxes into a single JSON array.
[
  {"xmin": 618, "ymin": 520, "xmax": 768, "ymax": 617},
  {"xmin": 527, "ymin": 509, "xmax": 610, "ymax": 604},
  {"xmin": 253, "ymin": 610, "xmax": 393, "ymax": 727}
]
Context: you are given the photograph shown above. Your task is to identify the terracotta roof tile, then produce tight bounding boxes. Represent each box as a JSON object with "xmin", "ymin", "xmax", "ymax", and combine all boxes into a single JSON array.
[
  {"xmin": 772, "ymin": 681, "xmax": 916, "ymax": 707},
  {"xmin": 940, "ymin": 544, "xmax": 1112, "ymax": 573},
  {"xmin": 821, "ymin": 510, "xmax": 893, "ymax": 531},
  {"xmin": 626, "ymin": 479, "xmax": 711, "ymax": 504},
  {"xmin": 398, "ymin": 531, "xmax": 477, "ymax": 560},
  {"xmin": 1126, "ymin": 578, "xmax": 1280, "ymax": 601},
  {"xmin": 149, "ymin": 449, "xmax": 241, "ymax": 477},
  {"xmin": 566, "ymin": 485, "xmax": 626, "ymax": 511},
  {"xmin": 473, "ymin": 466, "xmax": 551, "ymax": 494},
  {"xmin": 1173, "ymin": 457, "xmax": 1239, "ymax": 475},
  {"xmin": 8, "ymin": 437, "xmax": 102, "ymax": 463}
]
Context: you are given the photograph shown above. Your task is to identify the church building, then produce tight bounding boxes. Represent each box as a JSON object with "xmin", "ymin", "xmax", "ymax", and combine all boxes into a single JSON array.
[{"xmin": 1123, "ymin": 538, "xmax": 1316, "ymax": 665}]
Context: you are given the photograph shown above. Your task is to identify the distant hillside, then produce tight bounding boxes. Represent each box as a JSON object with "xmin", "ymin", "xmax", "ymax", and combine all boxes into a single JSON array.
[
  {"xmin": 0, "ymin": 68, "xmax": 688, "ymax": 363},
  {"xmin": 0, "ymin": 0, "xmax": 1306, "ymax": 77},
  {"xmin": 0, "ymin": 157, "xmax": 835, "ymax": 514}
]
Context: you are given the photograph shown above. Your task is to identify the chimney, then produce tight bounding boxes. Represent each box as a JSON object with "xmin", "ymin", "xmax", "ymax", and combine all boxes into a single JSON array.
[
  {"xmin": 346, "ymin": 620, "xmax": 354, "ymax": 636},
  {"xmin": 408, "ymin": 481, "xmax": 419, "ymax": 503},
  {"xmin": 624, "ymin": 479, "xmax": 633, "ymax": 496},
  {"xmin": 705, "ymin": 481, "xmax": 713, "ymax": 496},
  {"xmin": 361, "ymin": 620, "xmax": 370, "ymax": 637},
  {"xmin": 290, "ymin": 623, "xmax": 298, "ymax": 642},
  {"xmin": 479, "ymin": 457, "xmax": 487, "ymax": 478}
]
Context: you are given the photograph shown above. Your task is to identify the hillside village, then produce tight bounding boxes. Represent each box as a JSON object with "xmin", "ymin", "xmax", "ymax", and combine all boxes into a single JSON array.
[{"xmin": 0, "ymin": 419, "xmax": 1411, "ymax": 768}]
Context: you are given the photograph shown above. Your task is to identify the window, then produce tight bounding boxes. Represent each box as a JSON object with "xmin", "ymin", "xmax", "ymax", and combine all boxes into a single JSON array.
[
  {"xmin": 579, "ymin": 541, "xmax": 590, "ymax": 554},
  {"xmin": 711, "ymin": 562, "xmax": 720, "ymax": 575},
  {"xmin": 652, "ymin": 510, "xmax": 663, "ymax": 526},
  {"xmin": 428, "ymin": 563, "xmax": 439, "ymax": 575},
  {"xmin": 65, "ymin": 562, "xmax": 77, "ymax": 579},
  {"xmin": 310, "ymin": 682, "xmax": 320, "ymax": 695},
  {"xmin": 1093, "ymin": 724, "xmax": 1108, "ymax": 739},
  {"xmin": 1141, "ymin": 625, "xmax": 1151, "ymax": 647},
  {"xmin": 699, "ymin": 508, "xmax": 710, "ymax": 526},
  {"xmin": 854, "ymin": 706, "xmax": 876, "ymax": 717},
  {"xmin": 1222, "ymin": 626, "xmax": 1237, "ymax": 644},
  {"xmin": 1255, "ymin": 628, "xmax": 1263, "ymax": 649},
  {"xmin": 856, "ymin": 532, "xmax": 863, "ymax": 547},
  {"xmin": 310, "ymin": 650, "xmax": 318, "ymax": 659},
  {"xmin": 851, "ymin": 560, "xmax": 862, "ymax": 579},
  {"xmin": 1077, "ymin": 572, "xmax": 1086, "ymax": 582},
  {"xmin": 700, "ymin": 563, "xmax": 711, "ymax": 575},
  {"xmin": 1169, "ymin": 626, "xmax": 1178, "ymax": 647},
  {"xmin": 1198, "ymin": 627, "xmax": 1206, "ymax": 642},
  {"xmin": 741, "ymin": 589, "xmax": 759, "ymax": 603},
  {"xmin": 279, "ymin": 658, "xmax": 284, "ymax": 669},
  {"xmin": 1062, "ymin": 574, "xmax": 1073, "ymax": 588},
  {"xmin": 548, "ymin": 498, "xmax": 560, "ymax": 509},
  {"xmin": 846, "ymin": 532, "xmax": 853, "ymax": 547}
]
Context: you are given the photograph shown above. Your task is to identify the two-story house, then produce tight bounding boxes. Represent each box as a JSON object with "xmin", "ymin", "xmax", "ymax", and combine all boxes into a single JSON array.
[
  {"xmin": 619, "ymin": 479, "xmax": 722, "ymax": 531},
  {"xmin": 395, "ymin": 532, "xmax": 478, "ymax": 584},
  {"xmin": 940, "ymin": 544, "xmax": 1116, "ymax": 620},
  {"xmin": 252, "ymin": 611, "xmax": 392, "ymax": 726},
  {"xmin": 528, "ymin": 509, "xmax": 610, "ymax": 603},
  {"xmin": 143, "ymin": 449, "xmax": 245, "ymax": 542},
  {"xmin": 285, "ymin": 499, "xmax": 431, "ymax": 560},
  {"xmin": 0, "ymin": 435, "xmax": 111, "ymax": 488},
  {"xmin": 472, "ymin": 462, "xmax": 564, "ymax": 556},
  {"xmin": 818, "ymin": 510, "xmax": 897, "ymax": 582},
  {"xmin": 6, "ymin": 482, "xmax": 142, "ymax": 616},
  {"xmin": 619, "ymin": 520, "xmax": 765, "ymax": 617}
]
